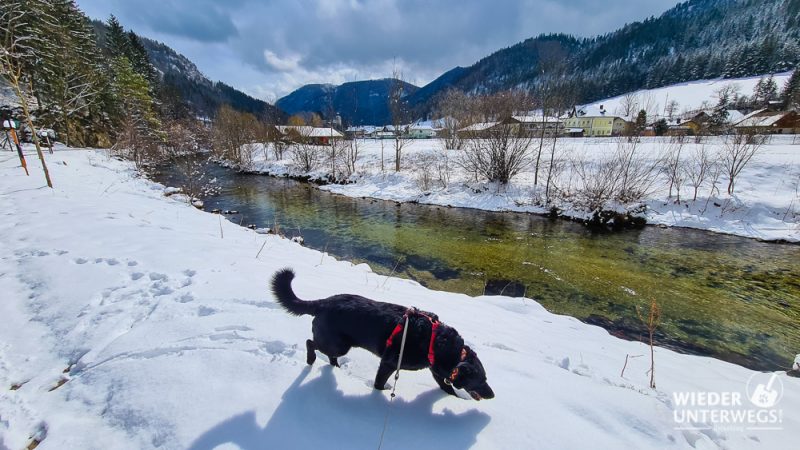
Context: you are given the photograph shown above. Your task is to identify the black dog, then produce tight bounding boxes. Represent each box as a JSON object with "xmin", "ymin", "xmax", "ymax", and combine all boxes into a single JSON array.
[{"xmin": 270, "ymin": 268, "xmax": 494, "ymax": 400}]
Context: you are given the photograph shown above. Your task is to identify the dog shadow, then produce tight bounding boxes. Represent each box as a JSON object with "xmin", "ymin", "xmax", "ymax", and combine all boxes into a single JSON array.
[{"xmin": 187, "ymin": 365, "xmax": 491, "ymax": 450}]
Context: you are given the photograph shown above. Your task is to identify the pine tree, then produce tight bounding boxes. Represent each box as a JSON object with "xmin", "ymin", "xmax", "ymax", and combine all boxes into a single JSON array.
[
  {"xmin": 0, "ymin": 0, "xmax": 54, "ymax": 186},
  {"xmin": 109, "ymin": 56, "xmax": 161, "ymax": 166},
  {"xmin": 37, "ymin": 0, "xmax": 106, "ymax": 146},
  {"xmin": 106, "ymin": 15, "xmax": 129, "ymax": 59},
  {"xmin": 126, "ymin": 30, "xmax": 158, "ymax": 86},
  {"xmin": 781, "ymin": 68, "xmax": 800, "ymax": 108}
]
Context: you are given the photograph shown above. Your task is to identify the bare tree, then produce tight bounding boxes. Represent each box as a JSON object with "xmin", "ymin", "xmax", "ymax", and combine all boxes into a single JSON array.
[
  {"xmin": 290, "ymin": 139, "xmax": 321, "ymax": 173},
  {"xmin": 0, "ymin": 2, "xmax": 52, "ymax": 187},
  {"xmin": 617, "ymin": 92, "xmax": 640, "ymax": 118},
  {"xmin": 664, "ymin": 99, "xmax": 679, "ymax": 119},
  {"xmin": 722, "ymin": 131, "xmax": 765, "ymax": 195},
  {"xmin": 211, "ymin": 105, "xmax": 258, "ymax": 167},
  {"xmin": 163, "ymin": 119, "xmax": 210, "ymax": 203},
  {"xmin": 337, "ymin": 138, "xmax": 360, "ymax": 177},
  {"xmin": 663, "ymin": 135, "xmax": 686, "ymax": 202},
  {"xmin": 388, "ymin": 65, "xmax": 410, "ymax": 172},
  {"xmin": 435, "ymin": 89, "xmax": 470, "ymax": 150},
  {"xmin": 684, "ymin": 145, "xmax": 713, "ymax": 202}
]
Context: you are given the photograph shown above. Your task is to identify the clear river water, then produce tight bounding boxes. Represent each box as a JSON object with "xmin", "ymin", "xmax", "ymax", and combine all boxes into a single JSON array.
[{"xmin": 154, "ymin": 160, "xmax": 800, "ymax": 371}]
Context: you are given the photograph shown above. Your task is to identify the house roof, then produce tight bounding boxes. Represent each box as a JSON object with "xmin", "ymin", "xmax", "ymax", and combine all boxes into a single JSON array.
[
  {"xmin": 511, "ymin": 115, "xmax": 561, "ymax": 123},
  {"xmin": 572, "ymin": 105, "xmax": 629, "ymax": 120},
  {"xmin": 459, "ymin": 122, "xmax": 499, "ymax": 132},
  {"xmin": 734, "ymin": 109, "xmax": 792, "ymax": 128},
  {"xmin": 725, "ymin": 110, "xmax": 745, "ymax": 124},
  {"xmin": 279, "ymin": 126, "xmax": 343, "ymax": 138}
]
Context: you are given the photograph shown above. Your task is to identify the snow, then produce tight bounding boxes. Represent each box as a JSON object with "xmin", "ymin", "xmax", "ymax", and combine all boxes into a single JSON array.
[
  {"xmin": 584, "ymin": 72, "xmax": 794, "ymax": 118},
  {"xmin": 1, "ymin": 147, "xmax": 799, "ymax": 449},
  {"xmin": 734, "ymin": 110, "xmax": 792, "ymax": 128},
  {"xmin": 243, "ymin": 137, "xmax": 800, "ymax": 242}
]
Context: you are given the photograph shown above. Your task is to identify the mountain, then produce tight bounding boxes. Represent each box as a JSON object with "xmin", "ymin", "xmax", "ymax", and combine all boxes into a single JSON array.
[
  {"xmin": 277, "ymin": 79, "xmax": 419, "ymax": 126},
  {"xmin": 283, "ymin": 0, "xmax": 800, "ymax": 124},
  {"xmin": 409, "ymin": 0, "xmax": 800, "ymax": 114},
  {"xmin": 90, "ymin": 20, "xmax": 284, "ymax": 120}
]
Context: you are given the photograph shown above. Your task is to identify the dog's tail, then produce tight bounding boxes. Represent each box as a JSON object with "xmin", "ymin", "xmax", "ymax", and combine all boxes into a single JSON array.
[{"xmin": 270, "ymin": 268, "xmax": 318, "ymax": 316}]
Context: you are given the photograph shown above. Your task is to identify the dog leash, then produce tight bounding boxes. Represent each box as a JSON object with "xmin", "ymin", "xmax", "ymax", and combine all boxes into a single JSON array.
[{"xmin": 377, "ymin": 311, "xmax": 411, "ymax": 450}]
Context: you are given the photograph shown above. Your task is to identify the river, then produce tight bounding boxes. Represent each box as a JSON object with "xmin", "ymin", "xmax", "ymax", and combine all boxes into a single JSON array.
[{"xmin": 154, "ymin": 159, "xmax": 800, "ymax": 371}]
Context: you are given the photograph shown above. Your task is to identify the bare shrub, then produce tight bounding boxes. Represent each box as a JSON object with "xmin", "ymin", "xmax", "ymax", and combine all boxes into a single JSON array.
[
  {"xmin": 615, "ymin": 139, "xmax": 662, "ymax": 203},
  {"xmin": 637, "ymin": 298, "xmax": 662, "ymax": 389},
  {"xmin": 458, "ymin": 91, "xmax": 534, "ymax": 184},
  {"xmin": 290, "ymin": 142, "xmax": 321, "ymax": 172},
  {"xmin": 662, "ymin": 135, "xmax": 686, "ymax": 202},
  {"xmin": 211, "ymin": 105, "xmax": 259, "ymax": 167},
  {"xmin": 571, "ymin": 140, "xmax": 661, "ymax": 210},
  {"xmin": 722, "ymin": 131, "xmax": 766, "ymax": 195},
  {"xmin": 111, "ymin": 112, "xmax": 162, "ymax": 170},
  {"xmin": 435, "ymin": 148, "xmax": 451, "ymax": 188},
  {"xmin": 684, "ymin": 145, "xmax": 713, "ymax": 201},
  {"xmin": 337, "ymin": 138, "xmax": 360, "ymax": 177},
  {"xmin": 162, "ymin": 120, "xmax": 211, "ymax": 203},
  {"xmin": 415, "ymin": 153, "xmax": 436, "ymax": 192}
]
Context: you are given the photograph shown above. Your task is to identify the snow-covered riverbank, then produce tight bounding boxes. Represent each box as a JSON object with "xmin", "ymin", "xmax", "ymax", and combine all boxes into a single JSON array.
[
  {"xmin": 243, "ymin": 136, "xmax": 800, "ymax": 242},
  {"xmin": 1, "ymin": 148, "xmax": 798, "ymax": 449}
]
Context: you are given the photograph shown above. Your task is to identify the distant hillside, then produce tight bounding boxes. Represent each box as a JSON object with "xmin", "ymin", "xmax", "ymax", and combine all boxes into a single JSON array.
[
  {"xmin": 277, "ymin": 79, "xmax": 419, "ymax": 126},
  {"xmin": 90, "ymin": 20, "xmax": 284, "ymax": 120},
  {"xmin": 409, "ymin": 0, "xmax": 800, "ymax": 114},
  {"xmin": 283, "ymin": 0, "xmax": 800, "ymax": 124}
]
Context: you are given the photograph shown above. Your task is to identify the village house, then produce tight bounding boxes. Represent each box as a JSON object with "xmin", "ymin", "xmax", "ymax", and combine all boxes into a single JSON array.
[
  {"xmin": 277, "ymin": 126, "xmax": 344, "ymax": 145},
  {"xmin": 563, "ymin": 105, "xmax": 629, "ymax": 137},
  {"xmin": 509, "ymin": 115, "xmax": 563, "ymax": 137},
  {"xmin": 733, "ymin": 109, "xmax": 800, "ymax": 134}
]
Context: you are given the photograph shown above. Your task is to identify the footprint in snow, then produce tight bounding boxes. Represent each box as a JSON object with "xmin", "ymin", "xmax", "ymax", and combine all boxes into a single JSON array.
[
  {"xmin": 130, "ymin": 272, "xmax": 145, "ymax": 281},
  {"xmin": 74, "ymin": 258, "xmax": 88, "ymax": 265},
  {"xmin": 183, "ymin": 269, "xmax": 197, "ymax": 277},
  {"xmin": 148, "ymin": 272, "xmax": 168, "ymax": 281},
  {"xmin": 485, "ymin": 342, "xmax": 516, "ymax": 352},
  {"xmin": 105, "ymin": 258, "xmax": 120, "ymax": 266},
  {"xmin": 127, "ymin": 261, "xmax": 138, "ymax": 267},
  {"xmin": 197, "ymin": 306, "xmax": 217, "ymax": 316},
  {"xmin": 176, "ymin": 293, "xmax": 194, "ymax": 303}
]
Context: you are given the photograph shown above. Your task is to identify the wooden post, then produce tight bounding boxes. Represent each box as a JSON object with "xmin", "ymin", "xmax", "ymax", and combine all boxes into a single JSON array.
[{"xmin": 9, "ymin": 128, "xmax": 29, "ymax": 175}]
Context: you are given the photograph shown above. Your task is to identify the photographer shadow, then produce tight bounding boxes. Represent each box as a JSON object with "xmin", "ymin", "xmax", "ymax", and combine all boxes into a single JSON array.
[{"xmin": 188, "ymin": 365, "xmax": 491, "ymax": 450}]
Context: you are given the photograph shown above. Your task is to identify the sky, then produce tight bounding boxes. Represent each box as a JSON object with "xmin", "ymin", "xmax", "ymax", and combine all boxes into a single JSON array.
[{"xmin": 75, "ymin": 0, "xmax": 680, "ymax": 102}]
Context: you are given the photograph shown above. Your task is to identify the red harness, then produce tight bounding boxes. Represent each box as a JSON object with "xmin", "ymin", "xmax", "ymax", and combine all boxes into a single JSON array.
[{"xmin": 385, "ymin": 308, "xmax": 440, "ymax": 365}]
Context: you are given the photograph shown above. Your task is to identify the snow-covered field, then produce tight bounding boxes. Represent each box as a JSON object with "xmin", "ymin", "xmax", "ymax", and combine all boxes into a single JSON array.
[
  {"xmin": 245, "ymin": 136, "xmax": 800, "ymax": 242},
  {"xmin": 584, "ymin": 72, "xmax": 793, "ymax": 117},
  {"xmin": 1, "ymin": 147, "xmax": 798, "ymax": 449}
]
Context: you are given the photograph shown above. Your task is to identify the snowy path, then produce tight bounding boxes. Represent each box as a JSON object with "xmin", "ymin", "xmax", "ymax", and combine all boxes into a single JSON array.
[{"xmin": 0, "ymin": 149, "xmax": 797, "ymax": 449}]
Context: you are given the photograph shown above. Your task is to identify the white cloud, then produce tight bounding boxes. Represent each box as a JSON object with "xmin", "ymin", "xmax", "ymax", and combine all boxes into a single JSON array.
[
  {"xmin": 76, "ymin": 0, "xmax": 681, "ymax": 102},
  {"xmin": 263, "ymin": 50, "xmax": 302, "ymax": 72}
]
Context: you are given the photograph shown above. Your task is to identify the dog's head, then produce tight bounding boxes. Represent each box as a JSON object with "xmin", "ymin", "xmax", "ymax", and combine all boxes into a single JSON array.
[{"xmin": 449, "ymin": 346, "xmax": 494, "ymax": 401}]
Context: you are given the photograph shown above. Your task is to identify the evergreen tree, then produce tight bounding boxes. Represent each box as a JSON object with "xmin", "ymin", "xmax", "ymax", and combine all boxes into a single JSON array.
[
  {"xmin": 37, "ymin": 0, "xmax": 107, "ymax": 146},
  {"xmin": 781, "ymin": 68, "xmax": 800, "ymax": 109},
  {"xmin": 109, "ymin": 56, "xmax": 162, "ymax": 166},
  {"xmin": 635, "ymin": 110, "xmax": 647, "ymax": 135},
  {"xmin": 106, "ymin": 15, "xmax": 130, "ymax": 60},
  {"xmin": 126, "ymin": 30, "xmax": 158, "ymax": 86}
]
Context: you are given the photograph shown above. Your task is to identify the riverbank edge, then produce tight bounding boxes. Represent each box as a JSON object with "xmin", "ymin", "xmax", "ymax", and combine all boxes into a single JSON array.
[{"xmin": 213, "ymin": 159, "xmax": 799, "ymax": 245}]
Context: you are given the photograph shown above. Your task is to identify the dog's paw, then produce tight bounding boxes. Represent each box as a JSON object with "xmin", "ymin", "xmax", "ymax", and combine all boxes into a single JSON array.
[{"xmin": 372, "ymin": 381, "xmax": 391, "ymax": 390}]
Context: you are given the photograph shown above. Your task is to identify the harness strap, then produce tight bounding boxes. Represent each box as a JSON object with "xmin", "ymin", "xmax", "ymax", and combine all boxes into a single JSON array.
[
  {"xmin": 427, "ymin": 321, "xmax": 439, "ymax": 365},
  {"xmin": 384, "ymin": 308, "xmax": 441, "ymax": 366}
]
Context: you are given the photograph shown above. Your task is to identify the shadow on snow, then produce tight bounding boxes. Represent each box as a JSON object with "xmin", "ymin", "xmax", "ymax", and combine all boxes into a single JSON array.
[{"xmin": 188, "ymin": 365, "xmax": 491, "ymax": 450}]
